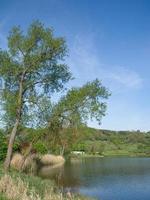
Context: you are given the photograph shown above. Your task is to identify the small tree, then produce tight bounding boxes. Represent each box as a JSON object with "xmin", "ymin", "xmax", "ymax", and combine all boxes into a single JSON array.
[{"xmin": 0, "ymin": 21, "xmax": 72, "ymax": 170}]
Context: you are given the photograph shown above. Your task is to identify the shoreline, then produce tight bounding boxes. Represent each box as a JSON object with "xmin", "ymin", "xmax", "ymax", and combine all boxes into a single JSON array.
[
  {"xmin": 0, "ymin": 163, "xmax": 92, "ymax": 200},
  {"xmin": 70, "ymin": 153, "xmax": 150, "ymax": 159}
]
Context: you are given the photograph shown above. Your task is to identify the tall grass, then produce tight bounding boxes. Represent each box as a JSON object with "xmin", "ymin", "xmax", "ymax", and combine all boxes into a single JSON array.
[
  {"xmin": 0, "ymin": 174, "xmax": 90, "ymax": 200},
  {"xmin": 0, "ymin": 163, "xmax": 91, "ymax": 200},
  {"xmin": 10, "ymin": 153, "xmax": 65, "ymax": 173},
  {"xmin": 0, "ymin": 174, "xmax": 64, "ymax": 200}
]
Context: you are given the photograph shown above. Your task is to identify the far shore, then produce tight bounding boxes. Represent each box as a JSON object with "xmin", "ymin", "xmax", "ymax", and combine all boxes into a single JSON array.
[{"xmin": 70, "ymin": 152, "xmax": 150, "ymax": 159}]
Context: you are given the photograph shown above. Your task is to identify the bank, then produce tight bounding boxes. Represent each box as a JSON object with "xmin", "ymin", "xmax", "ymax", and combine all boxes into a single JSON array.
[
  {"xmin": 71, "ymin": 150, "xmax": 150, "ymax": 159},
  {"xmin": 0, "ymin": 163, "xmax": 92, "ymax": 200}
]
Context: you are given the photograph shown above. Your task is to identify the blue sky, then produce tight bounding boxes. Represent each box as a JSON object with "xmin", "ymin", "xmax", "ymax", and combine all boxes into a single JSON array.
[{"xmin": 0, "ymin": 0, "xmax": 150, "ymax": 131}]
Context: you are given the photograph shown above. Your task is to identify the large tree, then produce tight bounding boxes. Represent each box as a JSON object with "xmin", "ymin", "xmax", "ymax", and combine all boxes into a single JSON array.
[
  {"xmin": 47, "ymin": 79, "xmax": 110, "ymax": 154},
  {"xmin": 14, "ymin": 79, "xmax": 110, "ymax": 157},
  {"xmin": 0, "ymin": 21, "xmax": 71, "ymax": 170}
]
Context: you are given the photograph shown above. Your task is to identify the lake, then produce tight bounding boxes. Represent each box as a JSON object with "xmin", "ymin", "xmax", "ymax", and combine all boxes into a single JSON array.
[{"xmin": 38, "ymin": 157, "xmax": 150, "ymax": 200}]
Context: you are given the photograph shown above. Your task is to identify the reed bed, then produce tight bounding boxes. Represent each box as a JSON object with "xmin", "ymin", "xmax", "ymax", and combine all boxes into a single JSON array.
[
  {"xmin": 40, "ymin": 154, "xmax": 65, "ymax": 166},
  {"xmin": 10, "ymin": 153, "xmax": 37, "ymax": 173},
  {"xmin": 10, "ymin": 153, "xmax": 65, "ymax": 172},
  {"xmin": 0, "ymin": 174, "xmax": 89, "ymax": 200}
]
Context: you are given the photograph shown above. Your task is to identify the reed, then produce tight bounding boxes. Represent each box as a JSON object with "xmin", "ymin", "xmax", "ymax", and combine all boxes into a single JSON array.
[
  {"xmin": 0, "ymin": 174, "xmax": 89, "ymax": 200},
  {"xmin": 10, "ymin": 153, "xmax": 37, "ymax": 173},
  {"xmin": 40, "ymin": 154, "xmax": 65, "ymax": 166}
]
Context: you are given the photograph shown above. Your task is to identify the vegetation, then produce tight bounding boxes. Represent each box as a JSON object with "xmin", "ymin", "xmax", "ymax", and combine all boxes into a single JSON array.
[
  {"xmin": 0, "ymin": 21, "xmax": 109, "ymax": 199},
  {"xmin": 1, "ymin": 127, "xmax": 150, "ymax": 162},
  {"xmin": 0, "ymin": 163, "xmax": 91, "ymax": 200},
  {"xmin": 0, "ymin": 131, "xmax": 19, "ymax": 161},
  {"xmin": 71, "ymin": 127, "xmax": 150, "ymax": 157},
  {"xmin": 46, "ymin": 79, "xmax": 110, "ymax": 155},
  {"xmin": 0, "ymin": 21, "xmax": 109, "ymax": 170},
  {"xmin": 0, "ymin": 14, "xmax": 148, "ymax": 200},
  {"xmin": 0, "ymin": 20, "xmax": 72, "ymax": 170}
]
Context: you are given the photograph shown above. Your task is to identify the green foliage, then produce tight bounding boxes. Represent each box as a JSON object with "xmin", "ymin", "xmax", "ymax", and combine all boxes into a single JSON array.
[
  {"xmin": 46, "ymin": 79, "xmax": 110, "ymax": 154},
  {"xmin": 69, "ymin": 127, "xmax": 150, "ymax": 157},
  {"xmin": 0, "ymin": 131, "xmax": 19, "ymax": 161},
  {"xmin": 50, "ymin": 79, "xmax": 110, "ymax": 128},
  {"xmin": 96, "ymin": 143, "xmax": 105, "ymax": 155},
  {"xmin": 26, "ymin": 96, "xmax": 53, "ymax": 128},
  {"xmin": 0, "ymin": 21, "xmax": 111, "ymax": 158},
  {"xmin": 33, "ymin": 142, "xmax": 48, "ymax": 154},
  {"xmin": 73, "ymin": 143, "xmax": 86, "ymax": 151},
  {"xmin": 0, "ymin": 20, "xmax": 72, "ymax": 129},
  {"xmin": 0, "ymin": 132, "xmax": 7, "ymax": 161}
]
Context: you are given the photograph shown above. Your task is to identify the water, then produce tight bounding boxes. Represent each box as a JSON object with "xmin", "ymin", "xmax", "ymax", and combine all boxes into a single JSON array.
[{"xmin": 38, "ymin": 157, "xmax": 150, "ymax": 200}]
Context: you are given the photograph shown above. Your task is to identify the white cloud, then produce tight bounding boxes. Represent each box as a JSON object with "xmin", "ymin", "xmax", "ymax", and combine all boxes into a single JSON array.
[
  {"xmin": 67, "ymin": 34, "xmax": 143, "ymax": 92},
  {"xmin": 66, "ymin": 34, "xmax": 146, "ymax": 131},
  {"xmin": 106, "ymin": 66, "xmax": 143, "ymax": 89},
  {"xmin": 67, "ymin": 34, "xmax": 100, "ymax": 84}
]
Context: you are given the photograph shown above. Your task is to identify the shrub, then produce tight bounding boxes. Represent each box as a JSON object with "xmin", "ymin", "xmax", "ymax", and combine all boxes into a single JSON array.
[
  {"xmin": 0, "ymin": 132, "xmax": 7, "ymax": 161},
  {"xmin": 33, "ymin": 142, "xmax": 48, "ymax": 154},
  {"xmin": 0, "ymin": 131, "xmax": 20, "ymax": 161}
]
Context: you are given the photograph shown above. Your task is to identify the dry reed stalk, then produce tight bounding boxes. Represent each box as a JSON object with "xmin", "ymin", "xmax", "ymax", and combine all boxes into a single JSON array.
[{"xmin": 10, "ymin": 153, "xmax": 37, "ymax": 173}]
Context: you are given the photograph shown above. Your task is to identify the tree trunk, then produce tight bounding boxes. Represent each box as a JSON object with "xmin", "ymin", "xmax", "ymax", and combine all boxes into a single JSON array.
[
  {"xmin": 4, "ymin": 119, "xmax": 20, "ymax": 170},
  {"xmin": 4, "ymin": 73, "xmax": 24, "ymax": 171}
]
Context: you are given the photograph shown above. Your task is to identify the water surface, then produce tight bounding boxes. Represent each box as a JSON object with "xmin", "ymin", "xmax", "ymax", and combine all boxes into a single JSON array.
[{"xmin": 39, "ymin": 157, "xmax": 150, "ymax": 200}]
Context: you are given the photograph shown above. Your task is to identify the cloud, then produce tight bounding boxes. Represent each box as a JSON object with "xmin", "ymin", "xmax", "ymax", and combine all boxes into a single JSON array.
[
  {"xmin": 67, "ymin": 34, "xmax": 100, "ymax": 84},
  {"xmin": 106, "ymin": 66, "xmax": 143, "ymax": 89},
  {"xmin": 67, "ymin": 34, "xmax": 143, "ymax": 92},
  {"xmin": 66, "ymin": 33, "xmax": 146, "ymax": 131}
]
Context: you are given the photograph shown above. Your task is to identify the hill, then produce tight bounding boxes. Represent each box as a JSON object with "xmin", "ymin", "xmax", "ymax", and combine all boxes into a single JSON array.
[{"xmin": 72, "ymin": 127, "xmax": 150, "ymax": 157}]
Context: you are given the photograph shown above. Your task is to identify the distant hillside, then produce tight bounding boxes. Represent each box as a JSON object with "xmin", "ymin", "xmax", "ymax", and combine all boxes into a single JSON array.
[{"xmin": 72, "ymin": 127, "xmax": 150, "ymax": 157}]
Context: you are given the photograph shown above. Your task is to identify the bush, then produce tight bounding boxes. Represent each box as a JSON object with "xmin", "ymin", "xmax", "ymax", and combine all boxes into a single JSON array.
[
  {"xmin": 33, "ymin": 142, "xmax": 48, "ymax": 154},
  {"xmin": 0, "ymin": 132, "xmax": 7, "ymax": 161},
  {"xmin": 0, "ymin": 131, "xmax": 20, "ymax": 161},
  {"xmin": 72, "ymin": 143, "xmax": 86, "ymax": 151},
  {"xmin": 97, "ymin": 143, "xmax": 105, "ymax": 155}
]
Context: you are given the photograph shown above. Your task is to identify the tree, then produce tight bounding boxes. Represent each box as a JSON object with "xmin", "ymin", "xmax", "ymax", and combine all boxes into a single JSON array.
[
  {"xmin": 0, "ymin": 21, "xmax": 72, "ymax": 170},
  {"xmin": 47, "ymin": 79, "xmax": 110, "ymax": 154},
  {"xmin": 25, "ymin": 95, "xmax": 53, "ymax": 128}
]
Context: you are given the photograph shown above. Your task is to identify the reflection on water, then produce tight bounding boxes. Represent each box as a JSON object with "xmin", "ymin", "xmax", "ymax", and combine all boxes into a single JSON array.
[
  {"xmin": 38, "ymin": 157, "xmax": 150, "ymax": 200},
  {"xmin": 38, "ymin": 161, "xmax": 81, "ymax": 188}
]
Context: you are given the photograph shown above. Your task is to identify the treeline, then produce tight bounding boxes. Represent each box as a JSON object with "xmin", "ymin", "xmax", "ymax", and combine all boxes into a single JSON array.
[
  {"xmin": 71, "ymin": 127, "xmax": 150, "ymax": 156},
  {"xmin": 1, "ymin": 126, "xmax": 150, "ymax": 161}
]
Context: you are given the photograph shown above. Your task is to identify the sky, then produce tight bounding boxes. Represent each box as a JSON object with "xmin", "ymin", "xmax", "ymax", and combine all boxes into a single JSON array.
[{"xmin": 0, "ymin": 0, "xmax": 150, "ymax": 131}]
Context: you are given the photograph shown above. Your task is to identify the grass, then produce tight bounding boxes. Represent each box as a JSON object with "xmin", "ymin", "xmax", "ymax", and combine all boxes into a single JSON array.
[{"xmin": 0, "ymin": 163, "xmax": 92, "ymax": 200}]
